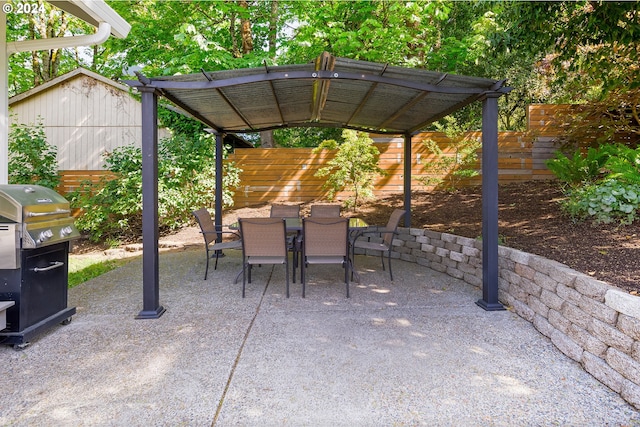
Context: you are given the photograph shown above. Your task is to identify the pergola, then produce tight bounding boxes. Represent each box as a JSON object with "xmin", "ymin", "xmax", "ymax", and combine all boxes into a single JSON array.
[{"xmin": 125, "ymin": 52, "xmax": 511, "ymax": 319}]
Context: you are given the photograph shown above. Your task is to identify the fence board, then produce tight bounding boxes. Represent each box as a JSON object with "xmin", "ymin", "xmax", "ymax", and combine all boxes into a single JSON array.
[{"xmin": 58, "ymin": 104, "xmax": 572, "ymax": 207}]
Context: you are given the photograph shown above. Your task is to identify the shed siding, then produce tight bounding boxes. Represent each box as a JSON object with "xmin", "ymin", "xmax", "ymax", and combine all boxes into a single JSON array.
[{"xmin": 9, "ymin": 72, "xmax": 169, "ymax": 170}]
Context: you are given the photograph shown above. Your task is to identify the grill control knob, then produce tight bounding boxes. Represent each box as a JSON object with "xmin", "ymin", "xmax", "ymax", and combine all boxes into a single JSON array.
[
  {"xmin": 60, "ymin": 226, "xmax": 73, "ymax": 237},
  {"xmin": 37, "ymin": 229, "xmax": 54, "ymax": 244}
]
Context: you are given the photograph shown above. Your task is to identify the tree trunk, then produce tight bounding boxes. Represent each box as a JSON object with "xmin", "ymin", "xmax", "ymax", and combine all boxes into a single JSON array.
[
  {"xmin": 239, "ymin": 0, "xmax": 253, "ymax": 54},
  {"xmin": 269, "ymin": 0, "xmax": 278, "ymax": 58},
  {"xmin": 260, "ymin": 131, "xmax": 275, "ymax": 148}
]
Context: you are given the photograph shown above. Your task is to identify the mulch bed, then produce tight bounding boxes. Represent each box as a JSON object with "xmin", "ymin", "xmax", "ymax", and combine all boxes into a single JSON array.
[{"xmin": 355, "ymin": 180, "xmax": 640, "ymax": 295}]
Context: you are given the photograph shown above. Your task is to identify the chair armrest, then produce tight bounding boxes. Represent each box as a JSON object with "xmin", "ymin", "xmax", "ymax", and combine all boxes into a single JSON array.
[{"xmin": 202, "ymin": 230, "xmax": 241, "ymax": 240}]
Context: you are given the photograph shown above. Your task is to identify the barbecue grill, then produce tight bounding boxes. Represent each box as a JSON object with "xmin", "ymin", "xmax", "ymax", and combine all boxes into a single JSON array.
[{"xmin": 0, "ymin": 184, "xmax": 80, "ymax": 348}]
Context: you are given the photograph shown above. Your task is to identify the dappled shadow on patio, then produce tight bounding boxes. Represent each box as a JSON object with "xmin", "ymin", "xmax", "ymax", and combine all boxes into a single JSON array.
[{"xmin": 0, "ymin": 249, "xmax": 636, "ymax": 426}]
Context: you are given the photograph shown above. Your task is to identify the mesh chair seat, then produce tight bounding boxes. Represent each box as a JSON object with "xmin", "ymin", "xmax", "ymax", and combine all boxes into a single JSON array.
[
  {"xmin": 239, "ymin": 217, "xmax": 290, "ymax": 298},
  {"xmin": 302, "ymin": 217, "xmax": 350, "ymax": 298}
]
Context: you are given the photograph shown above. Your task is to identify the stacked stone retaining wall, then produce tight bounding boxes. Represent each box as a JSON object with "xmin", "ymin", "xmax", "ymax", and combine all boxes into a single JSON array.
[{"xmin": 357, "ymin": 227, "xmax": 640, "ymax": 410}]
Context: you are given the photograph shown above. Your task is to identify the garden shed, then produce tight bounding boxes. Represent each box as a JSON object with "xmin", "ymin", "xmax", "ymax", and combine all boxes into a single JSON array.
[
  {"xmin": 9, "ymin": 68, "xmax": 172, "ymax": 171},
  {"xmin": 126, "ymin": 52, "xmax": 511, "ymax": 319}
]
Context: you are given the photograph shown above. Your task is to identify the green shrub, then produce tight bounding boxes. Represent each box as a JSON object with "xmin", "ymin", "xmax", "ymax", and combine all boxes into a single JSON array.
[
  {"xmin": 8, "ymin": 118, "xmax": 60, "ymax": 189},
  {"xmin": 545, "ymin": 146, "xmax": 609, "ymax": 188},
  {"xmin": 71, "ymin": 134, "xmax": 241, "ymax": 242},
  {"xmin": 563, "ymin": 179, "xmax": 640, "ymax": 224}
]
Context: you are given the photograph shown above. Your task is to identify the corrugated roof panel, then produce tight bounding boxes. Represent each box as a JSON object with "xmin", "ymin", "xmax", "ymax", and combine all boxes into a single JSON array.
[{"xmin": 126, "ymin": 53, "xmax": 510, "ymax": 134}]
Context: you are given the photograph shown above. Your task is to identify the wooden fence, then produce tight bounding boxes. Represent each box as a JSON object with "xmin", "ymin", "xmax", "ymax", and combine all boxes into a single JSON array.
[
  {"xmin": 57, "ymin": 170, "xmax": 116, "ymax": 195},
  {"xmin": 58, "ymin": 104, "xmax": 571, "ymax": 206}
]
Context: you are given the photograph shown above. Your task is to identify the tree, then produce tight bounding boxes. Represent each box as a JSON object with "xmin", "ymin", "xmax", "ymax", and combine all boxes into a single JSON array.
[{"xmin": 314, "ymin": 130, "xmax": 384, "ymax": 211}]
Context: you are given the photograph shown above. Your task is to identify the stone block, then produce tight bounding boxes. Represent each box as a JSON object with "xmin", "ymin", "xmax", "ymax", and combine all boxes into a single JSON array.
[
  {"xmin": 409, "ymin": 228, "xmax": 424, "ymax": 236},
  {"xmin": 548, "ymin": 309, "xmax": 571, "ymax": 334},
  {"xmin": 540, "ymin": 289, "xmax": 564, "ymax": 311},
  {"xmin": 416, "ymin": 257, "xmax": 431, "ymax": 268},
  {"xmin": 578, "ymin": 296, "xmax": 618, "ymax": 325},
  {"xmin": 446, "ymin": 266, "xmax": 464, "ymax": 279},
  {"xmin": 442, "ymin": 257, "xmax": 457, "ymax": 269},
  {"xmin": 574, "ymin": 275, "xmax": 614, "ymax": 302},
  {"xmin": 464, "ymin": 273, "xmax": 482, "ymax": 288},
  {"xmin": 421, "ymin": 243, "xmax": 436, "ymax": 253},
  {"xmin": 456, "ymin": 235, "xmax": 477, "ymax": 247},
  {"xmin": 500, "ymin": 269, "xmax": 521, "ymax": 286},
  {"xmin": 430, "ymin": 239, "xmax": 445, "ymax": 249},
  {"xmin": 507, "ymin": 282, "xmax": 529, "ymax": 302},
  {"xmin": 550, "ymin": 329, "xmax": 583, "ymax": 362},
  {"xmin": 520, "ymin": 277, "xmax": 542, "ymax": 298},
  {"xmin": 415, "ymin": 235, "xmax": 429, "ymax": 244},
  {"xmin": 435, "ymin": 247, "xmax": 450, "ymax": 258},
  {"xmin": 512, "ymin": 299, "xmax": 535, "ymax": 322},
  {"xmin": 533, "ymin": 271, "xmax": 558, "ymax": 292},
  {"xmin": 562, "ymin": 302, "xmax": 591, "ymax": 330},
  {"xmin": 400, "ymin": 253, "xmax": 416, "ymax": 263},
  {"xmin": 568, "ymin": 324, "xmax": 607, "ymax": 358},
  {"xmin": 431, "ymin": 263, "xmax": 447, "ymax": 273},
  {"xmin": 556, "ymin": 283, "xmax": 582, "ymax": 305},
  {"xmin": 449, "ymin": 251, "xmax": 466, "ymax": 263},
  {"xmin": 515, "ymin": 263, "xmax": 536, "ymax": 280},
  {"xmin": 423, "ymin": 229, "xmax": 442, "ymax": 240},
  {"xmin": 528, "ymin": 295, "xmax": 549, "ymax": 317},
  {"xmin": 617, "ymin": 314, "xmax": 640, "ymax": 341},
  {"xmin": 606, "ymin": 290, "xmax": 640, "ymax": 320},
  {"xmin": 440, "ymin": 232, "xmax": 457, "ymax": 243},
  {"xmin": 462, "ymin": 245, "xmax": 480, "ymax": 258},
  {"xmin": 404, "ymin": 240, "xmax": 421, "ymax": 250},
  {"xmin": 533, "ymin": 313, "xmax": 555, "ymax": 338},
  {"xmin": 582, "ymin": 351, "xmax": 624, "ymax": 393},
  {"xmin": 621, "ymin": 380, "xmax": 640, "ymax": 411},
  {"xmin": 508, "ymin": 248, "xmax": 531, "ymax": 265},
  {"xmin": 634, "ymin": 342, "xmax": 640, "ymax": 362},
  {"xmin": 606, "ymin": 347, "xmax": 640, "ymax": 384},
  {"xmin": 589, "ymin": 318, "xmax": 634, "ymax": 354},
  {"xmin": 547, "ymin": 262, "xmax": 581, "ymax": 286},
  {"xmin": 459, "ymin": 262, "xmax": 477, "ymax": 274},
  {"xmin": 444, "ymin": 242, "xmax": 462, "ymax": 254}
]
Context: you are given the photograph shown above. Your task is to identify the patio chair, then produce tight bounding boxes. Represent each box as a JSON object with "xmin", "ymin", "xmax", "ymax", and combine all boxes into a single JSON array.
[
  {"xmin": 270, "ymin": 203, "xmax": 300, "ymax": 218},
  {"xmin": 310, "ymin": 204, "xmax": 341, "ymax": 217},
  {"xmin": 239, "ymin": 217, "xmax": 290, "ymax": 298},
  {"xmin": 192, "ymin": 208, "xmax": 243, "ymax": 280},
  {"xmin": 301, "ymin": 217, "xmax": 350, "ymax": 298},
  {"xmin": 270, "ymin": 203, "xmax": 301, "ymax": 281},
  {"xmin": 351, "ymin": 209, "xmax": 406, "ymax": 281}
]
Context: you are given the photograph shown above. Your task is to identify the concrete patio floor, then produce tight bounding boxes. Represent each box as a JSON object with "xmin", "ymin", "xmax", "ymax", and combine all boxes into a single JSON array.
[{"xmin": 1, "ymin": 248, "xmax": 638, "ymax": 426}]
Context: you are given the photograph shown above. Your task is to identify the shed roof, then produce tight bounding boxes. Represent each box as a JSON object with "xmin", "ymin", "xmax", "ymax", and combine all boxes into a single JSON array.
[{"xmin": 126, "ymin": 52, "xmax": 510, "ymax": 135}]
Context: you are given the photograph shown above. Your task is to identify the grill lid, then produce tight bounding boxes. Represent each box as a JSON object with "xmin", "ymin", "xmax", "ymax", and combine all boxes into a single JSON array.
[
  {"xmin": 0, "ymin": 184, "xmax": 70, "ymax": 224},
  {"xmin": 0, "ymin": 184, "xmax": 80, "ymax": 249}
]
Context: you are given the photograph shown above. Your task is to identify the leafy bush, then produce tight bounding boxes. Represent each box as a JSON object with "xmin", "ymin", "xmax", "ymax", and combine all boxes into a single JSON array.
[
  {"xmin": 313, "ymin": 130, "xmax": 385, "ymax": 211},
  {"xmin": 563, "ymin": 179, "xmax": 640, "ymax": 224},
  {"xmin": 545, "ymin": 146, "xmax": 609, "ymax": 188},
  {"xmin": 71, "ymin": 134, "xmax": 241, "ymax": 242},
  {"xmin": 548, "ymin": 143, "xmax": 640, "ymax": 224},
  {"xmin": 8, "ymin": 118, "xmax": 60, "ymax": 189}
]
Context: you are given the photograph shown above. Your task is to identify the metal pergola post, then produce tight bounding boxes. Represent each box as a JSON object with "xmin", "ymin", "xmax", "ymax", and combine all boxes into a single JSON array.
[
  {"xmin": 476, "ymin": 94, "xmax": 505, "ymax": 311},
  {"xmin": 403, "ymin": 133, "xmax": 412, "ymax": 228},
  {"xmin": 136, "ymin": 86, "xmax": 165, "ymax": 319},
  {"xmin": 214, "ymin": 132, "xmax": 224, "ymax": 237}
]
